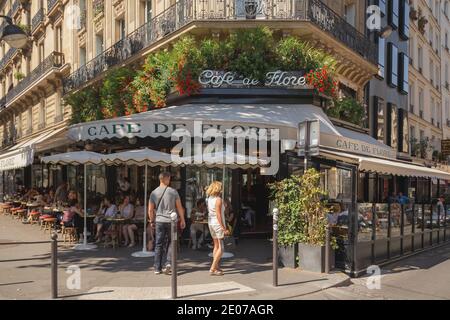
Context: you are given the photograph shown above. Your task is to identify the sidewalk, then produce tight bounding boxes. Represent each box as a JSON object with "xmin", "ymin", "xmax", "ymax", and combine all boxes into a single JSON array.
[{"xmin": 0, "ymin": 215, "xmax": 349, "ymax": 300}]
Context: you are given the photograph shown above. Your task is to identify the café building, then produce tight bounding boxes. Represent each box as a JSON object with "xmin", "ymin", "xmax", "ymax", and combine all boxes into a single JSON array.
[
  {"xmin": 1, "ymin": 76, "xmax": 449, "ymax": 277},
  {"xmin": 64, "ymin": 75, "xmax": 450, "ymax": 275}
]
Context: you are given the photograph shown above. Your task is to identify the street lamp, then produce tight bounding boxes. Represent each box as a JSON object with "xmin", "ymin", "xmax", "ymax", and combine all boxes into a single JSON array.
[{"xmin": 0, "ymin": 15, "xmax": 28, "ymax": 49}]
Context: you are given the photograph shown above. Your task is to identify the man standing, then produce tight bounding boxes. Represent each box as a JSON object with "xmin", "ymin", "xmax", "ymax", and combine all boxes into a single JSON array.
[{"xmin": 149, "ymin": 172, "xmax": 185, "ymax": 275}]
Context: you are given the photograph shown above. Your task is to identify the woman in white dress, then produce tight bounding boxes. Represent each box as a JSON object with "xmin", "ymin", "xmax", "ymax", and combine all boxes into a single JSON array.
[{"xmin": 206, "ymin": 181, "xmax": 229, "ymax": 276}]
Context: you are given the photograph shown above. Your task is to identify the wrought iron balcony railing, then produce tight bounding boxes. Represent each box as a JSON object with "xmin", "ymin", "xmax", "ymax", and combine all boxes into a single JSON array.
[
  {"xmin": 63, "ymin": 0, "xmax": 377, "ymax": 93},
  {"xmin": 0, "ymin": 96, "xmax": 6, "ymax": 111},
  {"xmin": 32, "ymin": 7, "xmax": 45, "ymax": 32},
  {"xmin": 4, "ymin": 52, "xmax": 64, "ymax": 106},
  {"xmin": 0, "ymin": 48, "xmax": 18, "ymax": 71},
  {"xmin": 47, "ymin": 0, "xmax": 60, "ymax": 13}
]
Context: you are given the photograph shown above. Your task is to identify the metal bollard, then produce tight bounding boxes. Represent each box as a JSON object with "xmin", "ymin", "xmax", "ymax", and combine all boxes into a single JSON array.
[
  {"xmin": 325, "ymin": 224, "xmax": 330, "ymax": 274},
  {"xmin": 273, "ymin": 208, "xmax": 279, "ymax": 287},
  {"xmin": 170, "ymin": 212, "xmax": 177, "ymax": 299},
  {"xmin": 51, "ymin": 232, "xmax": 58, "ymax": 299}
]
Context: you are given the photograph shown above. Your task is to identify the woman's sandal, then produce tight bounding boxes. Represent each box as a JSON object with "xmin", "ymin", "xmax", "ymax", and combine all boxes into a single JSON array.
[{"xmin": 210, "ymin": 269, "xmax": 224, "ymax": 276}]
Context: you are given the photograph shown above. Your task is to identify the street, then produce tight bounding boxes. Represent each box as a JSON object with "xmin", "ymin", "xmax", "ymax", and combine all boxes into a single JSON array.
[
  {"xmin": 300, "ymin": 244, "xmax": 450, "ymax": 300},
  {"xmin": 1, "ymin": 214, "xmax": 450, "ymax": 300}
]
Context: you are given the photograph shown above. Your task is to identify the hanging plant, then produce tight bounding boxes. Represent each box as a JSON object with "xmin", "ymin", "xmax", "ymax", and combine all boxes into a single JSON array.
[
  {"xmin": 276, "ymin": 37, "xmax": 336, "ymax": 72},
  {"xmin": 306, "ymin": 66, "xmax": 337, "ymax": 97},
  {"xmin": 227, "ymin": 27, "xmax": 276, "ymax": 83},
  {"xmin": 327, "ymin": 97, "xmax": 365, "ymax": 125},
  {"xmin": 65, "ymin": 87, "xmax": 103, "ymax": 124},
  {"xmin": 170, "ymin": 36, "xmax": 204, "ymax": 96},
  {"xmin": 100, "ymin": 68, "xmax": 136, "ymax": 118}
]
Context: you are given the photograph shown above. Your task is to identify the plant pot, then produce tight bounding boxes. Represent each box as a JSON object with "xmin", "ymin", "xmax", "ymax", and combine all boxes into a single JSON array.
[
  {"xmin": 298, "ymin": 243, "xmax": 335, "ymax": 273},
  {"xmin": 278, "ymin": 244, "xmax": 298, "ymax": 268}
]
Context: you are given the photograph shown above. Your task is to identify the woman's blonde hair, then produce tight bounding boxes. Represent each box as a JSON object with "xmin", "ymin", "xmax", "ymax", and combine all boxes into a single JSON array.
[{"xmin": 206, "ymin": 181, "xmax": 222, "ymax": 197}]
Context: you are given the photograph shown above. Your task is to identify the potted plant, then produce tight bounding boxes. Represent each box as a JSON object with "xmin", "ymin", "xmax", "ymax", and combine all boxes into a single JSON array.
[
  {"xmin": 297, "ymin": 169, "xmax": 337, "ymax": 273},
  {"xmin": 14, "ymin": 71, "xmax": 25, "ymax": 81},
  {"xmin": 327, "ymin": 97, "xmax": 365, "ymax": 126},
  {"xmin": 269, "ymin": 175, "xmax": 305, "ymax": 268},
  {"xmin": 418, "ymin": 15, "xmax": 428, "ymax": 34}
]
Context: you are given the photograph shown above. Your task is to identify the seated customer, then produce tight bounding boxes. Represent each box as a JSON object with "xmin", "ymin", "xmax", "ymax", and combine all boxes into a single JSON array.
[
  {"xmin": 190, "ymin": 198, "xmax": 208, "ymax": 250},
  {"xmin": 62, "ymin": 191, "xmax": 84, "ymax": 236},
  {"xmin": 94, "ymin": 196, "xmax": 117, "ymax": 243},
  {"xmin": 119, "ymin": 195, "xmax": 135, "ymax": 246}
]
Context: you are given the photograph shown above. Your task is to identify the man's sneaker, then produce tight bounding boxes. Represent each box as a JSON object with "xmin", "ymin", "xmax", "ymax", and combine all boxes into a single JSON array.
[
  {"xmin": 154, "ymin": 270, "xmax": 162, "ymax": 275},
  {"xmin": 163, "ymin": 265, "xmax": 172, "ymax": 275}
]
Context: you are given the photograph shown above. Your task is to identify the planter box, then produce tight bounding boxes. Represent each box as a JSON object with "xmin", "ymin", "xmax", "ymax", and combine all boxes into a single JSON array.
[
  {"xmin": 298, "ymin": 243, "xmax": 335, "ymax": 273},
  {"xmin": 278, "ymin": 244, "xmax": 298, "ymax": 268}
]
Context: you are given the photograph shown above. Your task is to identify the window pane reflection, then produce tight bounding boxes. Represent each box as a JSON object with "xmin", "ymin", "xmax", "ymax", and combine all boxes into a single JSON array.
[
  {"xmin": 375, "ymin": 203, "xmax": 389, "ymax": 239},
  {"xmin": 390, "ymin": 203, "xmax": 402, "ymax": 237},
  {"xmin": 404, "ymin": 204, "xmax": 413, "ymax": 235},
  {"xmin": 358, "ymin": 203, "xmax": 373, "ymax": 242}
]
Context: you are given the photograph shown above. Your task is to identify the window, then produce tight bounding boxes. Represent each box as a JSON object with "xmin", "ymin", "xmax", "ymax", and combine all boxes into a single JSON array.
[
  {"xmin": 39, "ymin": 100, "xmax": 45, "ymax": 128},
  {"xmin": 95, "ymin": 34, "xmax": 104, "ymax": 56},
  {"xmin": 376, "ymin": 97, "xmax": 386, "ymax": 143},
  {"xmin": 116, "ymin": 19, "xmax": 126, "ymax": 41},
  {"xmin": 387, "ymin": 43, "xmax": 398, "ymax": 87},
  {"xmin": 388, "ymin": 0, "xmax": 399, "ymax": 29},
  {"xmin": 431, "ymin": 97, "xmax": 436, "ymax": 124},
  {"xmin": 145, "ymin": 0, "xmax": 152, "ymax": 22},
  {"xmin": 399, "ymin": 0, "xmax": 410, "ymax": 39},
  {"xmin": 398, "ymin": 52, "xmax": 409, "ymax": 93},
  {"xmin": 344, "ymin": 3, "xmax": 356, "ymax": 27},
  {"xmin": 379, "ymin": 0, "xmax": 387, "ymax": 15},
  {"xmin": 410, "ymin": 125, "xmax": 415, "ymax": 145},
  {"xmin": 55, "ymin": 25, "xmax": 62, "ymax": 53},
  {"xmin": 430, "ymin": 59, "xmax": 434, "ymax": 84},
  {"xmin": 446, "ymin": 99, "xmax": 450, "ymax": 122},
  {"xmin": 27, "ymin": 107, "xmax": 32, "ymax": 133},
  {"xmin": 409, "ymin": 37, "xmax": 415, "ymax": 64},
  {"xmin": 378, "ymin": 37, "xmax": 386, "ymax": 78},
  {"xmin": 418, "ymin": 46, "xmax": 423, "ymax": 71},
  {"xmin": 79, "ymin": 47, "xmax": 86, "ymax": 66},
  {"xmin": 389, "ymin": 103, "xmax": 398, "ymax": 149},
  {"xmin": 410, "ymin": 81, "xmax": 415, "ymax": 111},
  {"xmin": 400, "ymin": 109, "xmax": 409, "ymax": 153},
  {"xmin": 38, "ymin": 43, "xmax": 44, "ymax": 64},
  {"xmin": 419, "ymin": 88, "xmax": 424, "ymax": 116}
]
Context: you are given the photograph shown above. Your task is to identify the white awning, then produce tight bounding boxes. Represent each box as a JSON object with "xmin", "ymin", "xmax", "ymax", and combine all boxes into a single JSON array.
[
  {"xmin": 41, "ymin": 151, "xmax": 105, "ymax": 165},
  {"xmin": 0, "ymin": 146, "xmax": 34, "ymax": 171},
  {"xmin": 68, "ymin": 104, "xmax": 396, "ymax": 159},
  {"xmin": 321, "ymin": 149, "xmax": 450, "ymax": 180},
  {"xmin": 0, "ymin": 127, "xmax": 69, "ymax": 171}
]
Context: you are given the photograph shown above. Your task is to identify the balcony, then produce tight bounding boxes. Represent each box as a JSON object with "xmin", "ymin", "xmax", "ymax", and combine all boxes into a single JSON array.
[
  {"xmin": 0, "ymin": 48, "xmax": 18, "ymax": 72},
  {"xmin": 63, "ymin": 0, "xmax": 377, "ymax": 93},
  {"xmin": 31, "ymin": 8, "xmax": 45, "ymax": 34},
  {"xmin": 47, "ymin": 0, "xmax": 63, "ymax": 19},
  {"xmin": 93, "ymin": 0, "xmax": 104, "ymax": 19},
  {"xmin": 3, "ymin": 52, "xmax": 65, "ymax": 109}
]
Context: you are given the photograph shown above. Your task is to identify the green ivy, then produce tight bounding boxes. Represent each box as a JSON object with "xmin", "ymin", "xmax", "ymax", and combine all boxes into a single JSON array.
[
  {"xmin": 68, "ymin": 28, "xmax": 337, "ymax": 124},
  {"xmin": 64, "ymin": 87, "xmax": 103, "ymax": 125},
  {"xmin": 227, "ymin": 27, "xmax": 276, "ymax": 82},
  {"xmin": 327, "ymin": 97, "xmax": 365, "ymax": 126},
  {"xmin": 100, "ymin": 68, "xmax": 136, "ymax": 118}
]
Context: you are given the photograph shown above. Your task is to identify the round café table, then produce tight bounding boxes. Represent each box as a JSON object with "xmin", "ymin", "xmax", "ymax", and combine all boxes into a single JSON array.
[{"xmin": 106, "ymin": 217, "xmax": 131, "ymax": 246}]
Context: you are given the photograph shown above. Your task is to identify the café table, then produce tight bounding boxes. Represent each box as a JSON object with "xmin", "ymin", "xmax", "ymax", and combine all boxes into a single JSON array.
[{"xmin": 106, "ymin": 217, "xmax": 131, "ymax": 246}]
